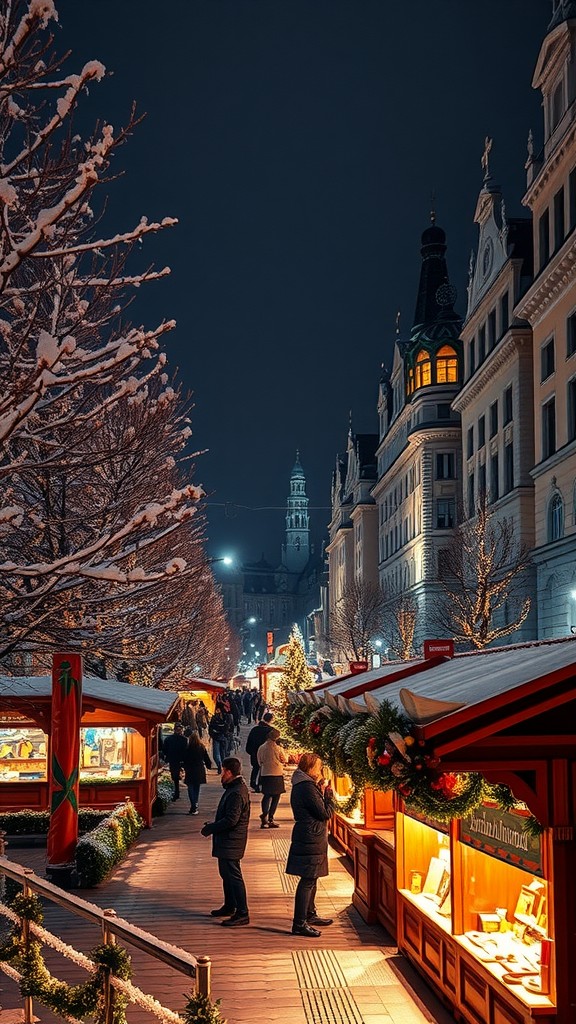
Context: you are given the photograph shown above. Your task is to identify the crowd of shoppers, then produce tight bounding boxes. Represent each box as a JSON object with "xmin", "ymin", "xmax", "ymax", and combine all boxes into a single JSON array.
[{"xmin": 160, "ymin": 686, "xmax": 335, "ymax": 936}]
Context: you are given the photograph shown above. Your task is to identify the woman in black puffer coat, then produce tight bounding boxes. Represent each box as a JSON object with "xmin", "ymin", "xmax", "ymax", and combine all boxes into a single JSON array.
[
  {"xmin": 286, "ymin": 751, "xmax": 334, "ymax": 937},
  {"xmin": 182, "ymin": 732, "xmax": 212, "ymax": 814}
]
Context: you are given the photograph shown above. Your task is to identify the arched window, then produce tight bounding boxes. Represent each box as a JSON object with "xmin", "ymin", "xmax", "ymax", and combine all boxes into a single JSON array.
[
  {"xmin": 436, "ymin": 345, "xmax": 459, "ymax": 383},
  {"xmin": 414, "ymin": 349, "xmax": 432, "ymax": 389},
  {"xmin": 548, "ymin": 493, "xmax": 564, "ymax": 542}
]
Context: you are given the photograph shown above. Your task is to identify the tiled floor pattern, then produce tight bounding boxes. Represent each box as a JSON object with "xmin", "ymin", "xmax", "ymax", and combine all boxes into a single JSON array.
[{"xmin": 1, "ymin": 728, "xmax": 456, "ymax": 1024}]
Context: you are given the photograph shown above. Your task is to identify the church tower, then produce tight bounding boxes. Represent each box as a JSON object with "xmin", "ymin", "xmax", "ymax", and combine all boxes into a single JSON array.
[{"xmin": 282, "ymin": 451, "xmax": 310, "ymax": 575}]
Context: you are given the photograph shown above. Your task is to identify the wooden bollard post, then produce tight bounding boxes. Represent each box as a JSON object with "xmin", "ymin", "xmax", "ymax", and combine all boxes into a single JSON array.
[{"xmin": 196, "ymin": 955, "xmax": 211, "ymax": 998}]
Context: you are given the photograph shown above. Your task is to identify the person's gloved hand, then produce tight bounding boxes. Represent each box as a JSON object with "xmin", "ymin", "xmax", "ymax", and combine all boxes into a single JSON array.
[{"xmin": 200, "ymin": 823, "xmax": 211, "ymax": 837}]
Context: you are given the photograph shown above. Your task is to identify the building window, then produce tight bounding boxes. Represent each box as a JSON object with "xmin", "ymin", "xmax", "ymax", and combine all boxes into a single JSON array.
[
  {"xmin": 554, "ymin": 186, "xmax": 565, "ymax": 251},
  {"xmin": 468, "ymin": 472, "xmax": 475, "ymax": 518},
  {"xmin": 479, "ymin": 462, "xmax": 486, "ymax": 499},
  {"xmin": 541, "ymin": 336, "xmax": 555, "ymax": 381},
  {"xmin": 414, "ymin": 349, "xmax": 432, "ymax": 389},
  {"xmin": 478, "ymin": 325, "xmax": 486, "ymax": 363},
  {"xmin": 547, "ymin": 492, "xmax": 564, "ymax": 542},
  {"xmin": 437, "ymin": 403, "xmax": 451, "ymax": 419},
  {"xmin": 490, "ymin": 452, "xmax": 499, "ymax": 502},
  {"xmin": 500, "ymin": 291, "xmax": 509, "ymax": 335},
  {"xmin": 551, "ymin": 79, "xmax": 564, "ymax": 131},
  {"xmin": 504, "ymin": 443, "xmax": 514, "ymax": 493},
  {"xmin": 542, "ymin": 397, "xmax": 556, "ymax": 460},
  {"xmin": 567, "ymin": 311, "xmax": 576, "ymax": 357},
  {"xmin": 467, "ymin": 426, "xmax": 474, "ymax": 459},
  {"xmin": 436, "ymin": 345, "xmax": 458, "ymax": 383},
  {"xmin": 503, "ymin": 385, "xmax": 513, "ymax": 425},
  {"xmin": 570, "ymin": 167, "xmax": 576, "ymax": 231},
  {"xmin": 436, "ymin": 499, "xmax": 455, "ymax": 529},
  {"xmin": 490, "ymin": 400, "xmax": 498, "ymax": 438},
  {"xmin": 436, "ymin": 452, "xmax": 455, "ymax": 479},
  {"xmin": 568, "ymin": 377, "xmax": 576, "ymax": 442},
  {"xmin": 469, "ymin": 337, "xmax": 476, "ymax": 375},
  {"xmin": 478, "ymin": 414, "xmax": 485, "ymax": 448},
  {"xmin": 488, "ymin": 309, "xmax": 497, "ymax": 350},
  {"xmin": 539, "ymin": 208, "xmax": 550, "ymax": 269}
]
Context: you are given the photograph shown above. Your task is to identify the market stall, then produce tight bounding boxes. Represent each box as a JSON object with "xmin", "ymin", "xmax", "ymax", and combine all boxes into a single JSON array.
[
  {"xmin": 0, "ymin": 676, "xmax": 179, "ymax": 826},
  {"xmin": 297, "ymin": 638, "xmax": 576, "ymax": 1024}
]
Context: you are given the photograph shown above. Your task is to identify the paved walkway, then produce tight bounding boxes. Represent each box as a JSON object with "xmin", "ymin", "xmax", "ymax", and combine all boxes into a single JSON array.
[{"xmin": 1, "ymin": 733, "xmax": 456, "ymax": 1024}]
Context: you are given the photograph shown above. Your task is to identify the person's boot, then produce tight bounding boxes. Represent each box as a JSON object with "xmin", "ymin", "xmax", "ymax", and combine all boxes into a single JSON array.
[
  {"xmin": 221, "ymin": 911, "xmax": 250, "ymax": 927},
  {"xmin": 268, "ymin": 818, "xmax": 280, "ymax": 828},
  {"xmin": 259, "ymin": 813, "xmax": 268, "ymax": 829},
  {"xmin": 292, "ymin": 923, "xmax": 321, "ymax": 937}
]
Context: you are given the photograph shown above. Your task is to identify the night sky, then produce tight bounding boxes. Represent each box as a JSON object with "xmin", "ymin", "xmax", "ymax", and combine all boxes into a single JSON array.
[{"xmin": 61, "ymin": 0, "xmax": 547, "ymax": 568}]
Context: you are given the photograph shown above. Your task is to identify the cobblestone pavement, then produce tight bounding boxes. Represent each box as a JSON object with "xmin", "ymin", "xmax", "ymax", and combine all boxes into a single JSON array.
[{"xmin": 0, "ymin": 728, "xmax": 456, "ymax": 1024}]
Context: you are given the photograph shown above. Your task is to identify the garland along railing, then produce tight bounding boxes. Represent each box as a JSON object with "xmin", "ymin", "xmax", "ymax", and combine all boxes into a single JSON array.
[{"xmin": 0, "ymin": 840, "xmax": 213, "ymax": 1024}]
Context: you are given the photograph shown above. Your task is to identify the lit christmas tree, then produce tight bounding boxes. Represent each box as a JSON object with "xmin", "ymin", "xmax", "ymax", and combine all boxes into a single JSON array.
[{"xmin": 274, "ymin": 625, "xmax": 313, "ymax": 723}]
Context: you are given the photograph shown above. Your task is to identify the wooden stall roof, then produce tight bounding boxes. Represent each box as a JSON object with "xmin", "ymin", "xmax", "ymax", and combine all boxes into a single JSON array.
[
  {"xmin": 313, "ymin": 638, "xmax": 576, "ymax": 722},
  {"xmin": 0, "ymin": 676, "xmax": 179, "ymax": 722}
]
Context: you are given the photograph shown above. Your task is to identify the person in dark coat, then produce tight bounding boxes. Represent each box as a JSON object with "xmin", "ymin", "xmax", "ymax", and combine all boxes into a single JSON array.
[
  {"xmin": 208, "ymin": 707, "xmax": 228, "ymax": 772},
  {"xmin": 245, "ymin": 712, "xmax": 274, "ymax": 791},
  {"xmin": 182, "ymin": 732, "xmax": 212, "ymax": 814},
  {"xmin": 162, "ymin": 723, "xmax": 188, "ymax": 800},
  {"xmin": 200, "ymin": 757, "xmax": 251, "ymax": 927},
  {"xmin": 286, "ymin": 752, "xmax": 335, "ymax": 937}
]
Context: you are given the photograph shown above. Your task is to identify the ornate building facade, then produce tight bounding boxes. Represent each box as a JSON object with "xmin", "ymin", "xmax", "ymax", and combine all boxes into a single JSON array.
[
  {"xmin": 516, "ymin": 2, "xmax": 576, "ymax": 636},
  {"xmin": 372, "ymin": 219, "xmax": 463, "ymax": 647},
  {"xmin": 453, "ymin": 152, "xmax": 538, "ymax": 640}
]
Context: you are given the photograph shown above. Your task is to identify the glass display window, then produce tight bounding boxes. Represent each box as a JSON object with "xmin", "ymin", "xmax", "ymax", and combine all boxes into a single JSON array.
[
  {"xmin": 398, "ymin": 812, "xmax": 452, "ymax": 931},
  {"xmin": 0, "ymin": 727, "xmax": 48, "ymax": 780},
  {"xmin": 80, "ymin": 727, "xmax": 145, "ymax": 780}
]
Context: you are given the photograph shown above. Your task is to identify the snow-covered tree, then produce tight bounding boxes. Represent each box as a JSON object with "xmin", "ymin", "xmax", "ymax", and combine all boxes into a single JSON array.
[{"xmin": 0, "ymin": 3, "xmax": 225, "ymax": 678}]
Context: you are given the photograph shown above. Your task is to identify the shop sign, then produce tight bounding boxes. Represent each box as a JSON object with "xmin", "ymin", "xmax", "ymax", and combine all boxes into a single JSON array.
[
  {"xmin": 461, "ymin": 803, "xmax": 543, "ymax": 877},
  {"xmin": 349, "ymin": 661, "xmax": 368, "ymax": 674},
  {"xmin": 423, "ymin": 639, "xmax": 454, "ymax": 659},
  {"xmin": 406, "ymin": 807, "xmax": 449, "ymax": 835}
]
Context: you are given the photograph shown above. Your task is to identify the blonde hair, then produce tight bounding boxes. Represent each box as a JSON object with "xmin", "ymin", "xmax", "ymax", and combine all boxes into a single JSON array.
[
  {"xmin": 267, "ymin": 727, "xmax": 281, "ymax": 742},
  {"xmin": 298, "ymin": 751, "xmax": 322, "ymax": 776}
]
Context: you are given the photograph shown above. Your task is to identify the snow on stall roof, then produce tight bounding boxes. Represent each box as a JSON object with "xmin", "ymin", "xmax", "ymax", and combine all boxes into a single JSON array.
[
  {"xmin": 342, "ymin": 638, "xmax": 576, "ymax": 718},
  {"xmin": 314, "ymin": 660, "xmax": 425, "ymax": 698},
  {"xmin": 0, "ymin": 675, "xmax": 178, "ymax": 718}
]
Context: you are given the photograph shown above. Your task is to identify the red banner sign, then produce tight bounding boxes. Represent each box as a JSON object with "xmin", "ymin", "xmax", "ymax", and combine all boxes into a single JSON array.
[
  {"xmin": 423, "ymin": 639, "xmax": 454, "ymax": 659},
  {"xmin": 47, "ymin": 653, "xmax": 83, "ymax": 867}
]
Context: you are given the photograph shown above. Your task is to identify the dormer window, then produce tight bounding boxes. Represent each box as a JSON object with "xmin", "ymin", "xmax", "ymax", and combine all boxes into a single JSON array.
[
  {"xmin": 436, "ymin": 345, "xmax": 458, "ymax": 383},
  {"xmin": 551, "ymin": 79, "xmax": 564, "ymax": 132},
  {"xmin": 414, "ymin": 349, "xmax": 432, "ymax": 389}
]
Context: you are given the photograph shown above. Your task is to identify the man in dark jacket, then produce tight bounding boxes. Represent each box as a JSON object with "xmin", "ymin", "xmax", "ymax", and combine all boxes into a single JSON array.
[
  {"xmin": 245, "ymin": 712, "xmax": 274, "ymax": 791},
  {"xmin": 161, "ymin": 723, "xmax": 188, "ymax": 799},
  {"xmin": 200, "ymin": 756, "xmax": 251, "ymax": 927}
]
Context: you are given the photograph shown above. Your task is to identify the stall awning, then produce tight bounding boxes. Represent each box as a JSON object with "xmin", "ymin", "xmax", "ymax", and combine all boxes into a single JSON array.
[
  {"xmin": 0, "ymin": 675, "xmax": 179, "ymax": 722},
  {"xmin": 318, "ymin": 638, "xmax": 576, "ymax": 742}
]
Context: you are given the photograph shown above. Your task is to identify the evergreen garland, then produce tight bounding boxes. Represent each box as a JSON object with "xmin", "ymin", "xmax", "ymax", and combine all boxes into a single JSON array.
[
  {"xmin": 286, "ymin": 695, "xmax": 544, "ymax": 827},
  {"xmin": 0, "ymin": 893, "xmax": 131, "ymax": 1024}
]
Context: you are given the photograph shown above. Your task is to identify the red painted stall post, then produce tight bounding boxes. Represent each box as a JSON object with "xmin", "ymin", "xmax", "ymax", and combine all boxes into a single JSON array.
[{"xmin": 46, "ymin": 653, "xmax": 83, "ymax": 886}]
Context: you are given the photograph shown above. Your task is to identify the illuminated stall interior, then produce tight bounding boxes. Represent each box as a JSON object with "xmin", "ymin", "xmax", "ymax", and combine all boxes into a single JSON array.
[{"xmin": 0, "ymin": 675, "xmax": 178, "ymax": 825}]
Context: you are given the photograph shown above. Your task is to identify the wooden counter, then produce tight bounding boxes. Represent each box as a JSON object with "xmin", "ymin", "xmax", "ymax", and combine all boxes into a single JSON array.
[{"xmin": 398, "ymin": 891, "xmax": 556, "ymax": 1024}]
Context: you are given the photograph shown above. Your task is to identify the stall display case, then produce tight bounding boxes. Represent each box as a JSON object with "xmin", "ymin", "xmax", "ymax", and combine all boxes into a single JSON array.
[
  {"xmin": 397, "ymin": 807, "xmax": 556, "ymax": 1024},
  {"xmin": 0, "ymin": 727, "xmax": 47, "ymax": 781}
]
